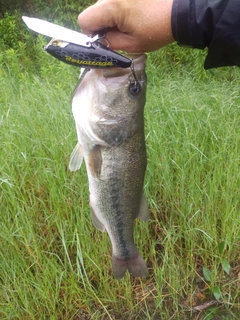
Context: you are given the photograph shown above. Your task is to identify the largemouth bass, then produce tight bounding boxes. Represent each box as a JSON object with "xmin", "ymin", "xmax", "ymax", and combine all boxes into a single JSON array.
[{"xmin": 69, "ymin": 54, "xmax": 149, "ymax": 279}]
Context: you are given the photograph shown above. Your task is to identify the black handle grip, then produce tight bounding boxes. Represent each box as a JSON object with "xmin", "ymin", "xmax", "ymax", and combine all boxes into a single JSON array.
[{"xmin": 44, "ymin": 40, "xmax": 132, "ymax": 68}]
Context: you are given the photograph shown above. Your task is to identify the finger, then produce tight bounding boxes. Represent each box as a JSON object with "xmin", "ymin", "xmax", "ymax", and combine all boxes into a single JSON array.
[
  {"xmin": 78, "ymin": 1, "xmax": 119, "ymax": 35},
  {"xmin": 105, "ymin": 30, "xmax": 145, "ymax": 53}
]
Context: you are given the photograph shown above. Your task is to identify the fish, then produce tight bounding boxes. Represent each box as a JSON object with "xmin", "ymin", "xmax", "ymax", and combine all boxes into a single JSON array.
[{"xmin": 69, "ymin": 54, "xmax": 149, "ymax": 279}]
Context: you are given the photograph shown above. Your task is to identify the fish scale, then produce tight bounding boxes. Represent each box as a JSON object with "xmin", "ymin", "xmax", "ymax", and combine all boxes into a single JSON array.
[
  {"xmin": 91, "ymin": 143, "xmax": 143, "ymax": 258},
  {"xmin": 69, "ymin": 54, "xmax": 149, "ymax": 279}
]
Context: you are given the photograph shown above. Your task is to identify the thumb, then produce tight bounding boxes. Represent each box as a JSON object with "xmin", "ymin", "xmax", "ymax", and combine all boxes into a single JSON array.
[
  {"xmin": 78, "ymin": 1, "xmax": 120, "ymax": 35},
  {"xmin": 78, "ymin": 1, "xmax": 143, "ymax": 52}
]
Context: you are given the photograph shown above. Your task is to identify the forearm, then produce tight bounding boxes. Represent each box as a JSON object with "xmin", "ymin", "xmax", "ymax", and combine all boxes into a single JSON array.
[
  {"xmin": 78, "ymin": 0, "xmax": 240, "ymax": 69},
  {"xmin": 172, "ymin": 0, "xmax": 240, "ymax": 69}
]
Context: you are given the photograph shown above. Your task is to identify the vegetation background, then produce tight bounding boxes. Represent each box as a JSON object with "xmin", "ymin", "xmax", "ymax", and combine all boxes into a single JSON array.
[{"xmin": 0, "ymin": 1, "xmax": 240, "ymax": 319}]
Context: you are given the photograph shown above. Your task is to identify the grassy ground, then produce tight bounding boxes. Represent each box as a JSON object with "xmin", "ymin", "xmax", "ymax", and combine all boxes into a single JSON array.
[{"xmin": 0, "ymin": 46, "xmax": 240, "ymax": 319}]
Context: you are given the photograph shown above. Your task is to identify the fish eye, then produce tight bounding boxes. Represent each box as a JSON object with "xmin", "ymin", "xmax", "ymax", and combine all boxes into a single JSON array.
[{"xmin": 128, "ymin": 82, "xmax": 141, "ymax": 97}]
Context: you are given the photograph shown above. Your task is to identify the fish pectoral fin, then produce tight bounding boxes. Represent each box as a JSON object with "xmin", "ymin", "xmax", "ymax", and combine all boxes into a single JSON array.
[
  {"xmin": 88, "ymin": 145, "xmax": 102, "ymax": 178},
  {"xmin": 90, "ymin": 206, "xmax": 105, "ymax": 232},
  {"xmin": 137, "ymin": 193, "xmax": 150, "ymax": 221},
  {"xmin": 69, "ymin": 143, "xmax": 83, "ymax": 172}
]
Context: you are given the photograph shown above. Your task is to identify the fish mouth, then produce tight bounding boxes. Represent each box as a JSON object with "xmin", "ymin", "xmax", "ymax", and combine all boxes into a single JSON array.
[
  {"xmin": 124, "ymin": 53, "xmax": 147, "ymax": 65},
  {"xmin": 101, "ymin": 53, "xmax": 147, "ymax": 78}
]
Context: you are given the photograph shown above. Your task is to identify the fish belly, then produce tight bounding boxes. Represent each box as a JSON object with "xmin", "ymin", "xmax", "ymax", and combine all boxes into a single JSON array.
[{"xmin": 86, "ymin": 132, "xmax": 149, "ymax": 279}]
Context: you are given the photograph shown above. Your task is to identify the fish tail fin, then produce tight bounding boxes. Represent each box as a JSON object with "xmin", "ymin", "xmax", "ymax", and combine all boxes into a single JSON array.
[
  {"xmin": 112, "ymin": 252, "xmax": 148, "ymax": 280},
  {"xmin": 69, "ymin": 143, "xmax": 83, "ymax": 171},
  {"xmin": 126, "ymin": 254, "xmax": 149, "ymax": 278},
  {"xmin": 112, "ymin": 256, "xmax": 128, "ymax": 280}
]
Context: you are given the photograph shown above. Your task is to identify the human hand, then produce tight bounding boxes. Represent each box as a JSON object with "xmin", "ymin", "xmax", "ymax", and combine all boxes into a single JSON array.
[{"xmin": 78, "ymin": 0, "xmax": 174, "ymax": 53}]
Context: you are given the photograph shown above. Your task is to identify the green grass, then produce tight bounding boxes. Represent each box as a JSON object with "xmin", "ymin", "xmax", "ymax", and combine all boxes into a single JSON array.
[{"xmin": 1, "ymin": 47, "xmax": 240, "ymax": 319}]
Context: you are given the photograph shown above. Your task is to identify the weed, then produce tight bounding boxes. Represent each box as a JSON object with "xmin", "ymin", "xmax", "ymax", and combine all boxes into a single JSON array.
[{"xmin": 1, "ymin": 38, "xmax": 240, "ymax": 319}]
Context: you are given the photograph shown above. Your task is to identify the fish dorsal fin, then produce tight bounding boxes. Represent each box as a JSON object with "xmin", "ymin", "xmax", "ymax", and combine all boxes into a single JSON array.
[
  {"xmin": 69, "ymin": 143, "xmax": 83, "ymax": 171},
  {"xmin": 90, "ymin": 206, "xmax": 105, "ymax": 232},
  {"xmin": 138, "ymin": 193, "xmax": 150, "ymax": 221}
]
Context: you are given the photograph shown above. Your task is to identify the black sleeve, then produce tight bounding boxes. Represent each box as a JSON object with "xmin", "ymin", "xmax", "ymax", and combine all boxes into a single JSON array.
[{"xmin": 171, "ymin": 0, "xmax": 240, "ymax": 69}]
